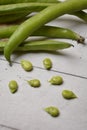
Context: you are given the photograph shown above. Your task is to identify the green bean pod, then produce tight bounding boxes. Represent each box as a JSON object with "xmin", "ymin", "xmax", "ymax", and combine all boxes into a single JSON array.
[
  {"xmin": 0, "ymin": 3, "xmax": 55, "ymax": 15},
  {"xmin": 33, "ymin": 26, "xmax": 85, "ymax": 43},
  {"xmin": 0, "ymin": 12, "xmax": 30, "ymax": 24},
  {"xmin": 0, "ymin": 40, "xmax": 73, "ymax": 52},
  {"xmin": 0, "ymin": 0, "xmax": 58, "ymax": 5},
  {"xmin": 0, "ymin": 1, "xmax": 87, "ymax": 23},
  {"xmin": 0, "ymin": 2, "xmax": 87, "ymax": 23},
  {"xmin": 72, "ymin": 10, "xmax": 87, "ymax": 23},
  {"xmin": 4, "ymin": 0, "xmax": 87, "ymax": 62},
  {"xmin": 0, "ymin": 25, "xmax": 84, "ymax": 43}
]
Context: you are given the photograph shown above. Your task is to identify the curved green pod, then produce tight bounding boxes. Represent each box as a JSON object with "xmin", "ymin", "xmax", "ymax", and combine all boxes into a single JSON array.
[
  {"xmin": 0, "ymin": 12, "xmax": 30, "ymax": 24},
  {"xmin": 0, "ymin": 40, "xmax": 73, "ymax": 52},
  {"xmin": 0, "ymin": 2, "xmax": 87, "ymax": 23},
  {"xmin": 0, "ymin": 3, "xmax": 53, "ymax": 15},
  {"xmin": 0, "ymin": 0, "xmax": 58, "ymax": 5},
  {"xmin": 0, "ymin": 25, "xmax": 84, "ymax": 43},
  {"xmin": 4, "ymin": 0, "xmax": 87, "ymax": 62},
  {"xmin": 72, "ymin": 10, "xmax": 87, "ymax": 23}
]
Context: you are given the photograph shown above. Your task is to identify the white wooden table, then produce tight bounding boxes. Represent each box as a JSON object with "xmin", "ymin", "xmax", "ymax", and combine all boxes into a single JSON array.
[{"xmin": 0, "ymin": 14, "xmax": 87, "ymax": 130}]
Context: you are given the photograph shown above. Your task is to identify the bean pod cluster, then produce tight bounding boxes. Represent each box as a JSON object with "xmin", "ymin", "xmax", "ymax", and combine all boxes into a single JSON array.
[{"xmin": 0, "ymin": 0, "xmax": 86, "ymax": 63}]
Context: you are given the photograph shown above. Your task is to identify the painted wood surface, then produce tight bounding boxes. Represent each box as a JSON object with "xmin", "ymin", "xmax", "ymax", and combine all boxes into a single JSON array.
[{"xmin": 0, "ymin": 14, "xmax": 87, "ymax": 130}]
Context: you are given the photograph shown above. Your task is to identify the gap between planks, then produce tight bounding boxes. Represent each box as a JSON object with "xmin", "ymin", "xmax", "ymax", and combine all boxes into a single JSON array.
[{"xmin": 0, "ymin": 58, "xmax": 87, "ymax": 80}]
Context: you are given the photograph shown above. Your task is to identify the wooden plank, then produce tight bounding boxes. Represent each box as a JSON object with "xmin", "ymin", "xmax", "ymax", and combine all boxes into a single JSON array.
[{"xmin": 0, "ymin": 60, "xmax": 87, "ymax": 130}]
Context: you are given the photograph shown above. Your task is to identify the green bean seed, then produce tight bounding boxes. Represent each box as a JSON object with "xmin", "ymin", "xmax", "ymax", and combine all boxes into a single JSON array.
[
  {"xmin": 49, "ymin": 76, "xmax": 63, "ymax": 85},
  {"xmin": 44, "ymin": 106, "xmax": 60, "ymax": 117},
  {"xmin": 27, "ymin": 79, "xmax": 41, "ymax": 87},
  {"xmin": 62, "ymin": 90, "xmax": 77, "ymax": 99},
  {"xmin": 21, "ymin": 59, "xmax": 33, "ymax": 71},
  {"xmin": 4, "ymin": 0, "xmax": 87, "ymax": 63},
  {"xmin": 43, "ymin": 58, "xmax": 52, "ymax": 70},
  {"xmin": 8, "ymin": 80, "xmax": 18, "ymax": 93}
]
